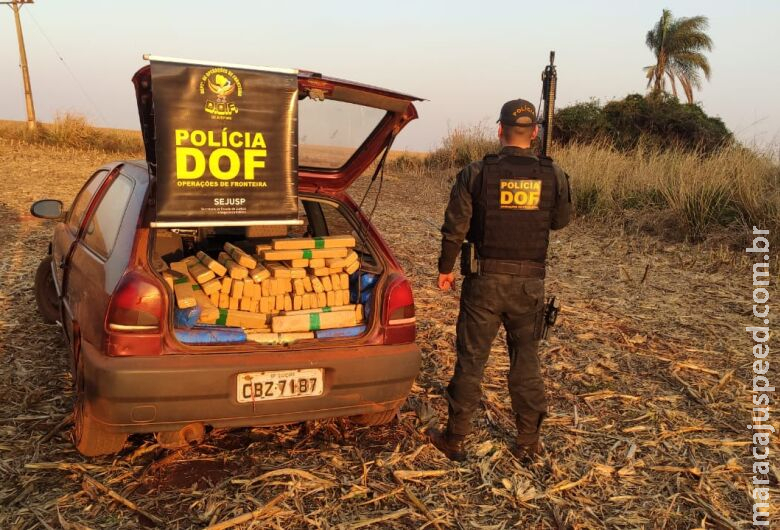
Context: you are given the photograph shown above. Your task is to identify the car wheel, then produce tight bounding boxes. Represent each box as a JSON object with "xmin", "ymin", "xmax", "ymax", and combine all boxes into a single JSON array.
[
  {"xmin": 350, "ymin": 407, "xmax": 399, "ymax": 426},
  {"xmin": 34, "ymin": 256, "xmax": 60, "ymax": 324},
  {"xmin": 72, "ymin": 358, "xmax": 127, "ymax": 457}
]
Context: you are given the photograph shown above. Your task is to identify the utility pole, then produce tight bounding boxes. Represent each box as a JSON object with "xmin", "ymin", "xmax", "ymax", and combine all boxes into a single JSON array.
[{"xmin": 3, "ymin": 0, "xmax": 36, "ymax": 129}]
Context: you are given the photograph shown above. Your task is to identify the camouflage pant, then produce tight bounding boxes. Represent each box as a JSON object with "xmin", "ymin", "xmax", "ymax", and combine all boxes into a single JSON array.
[{"xmin": 446, "ymin": 273, "xmax": 547, "ymax": 439}]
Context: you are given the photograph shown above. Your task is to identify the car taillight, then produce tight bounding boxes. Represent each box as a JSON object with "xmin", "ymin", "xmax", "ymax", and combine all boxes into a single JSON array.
[
  {"xmin": 105, "ymin": 269, "xmax": 163, "ymax": 356},
  {"xmin": 383, "ymin": 274, "xmax": 416, "ymax": 344}
]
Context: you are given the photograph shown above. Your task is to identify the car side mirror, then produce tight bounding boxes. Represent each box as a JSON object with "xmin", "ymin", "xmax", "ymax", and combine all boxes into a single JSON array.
[{"xmin": 30, "ymin": 199, "xmax": 64, "ymax": 220}]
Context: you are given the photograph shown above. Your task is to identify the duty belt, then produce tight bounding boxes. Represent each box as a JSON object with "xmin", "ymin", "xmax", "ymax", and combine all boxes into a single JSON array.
[{"xmin": 479, "ymin": 259, "xmax": 545, "ymax": 279}]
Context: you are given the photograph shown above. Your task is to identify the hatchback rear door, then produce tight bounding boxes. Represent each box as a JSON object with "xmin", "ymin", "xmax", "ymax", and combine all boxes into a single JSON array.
[
  {"xmin": 132, "ymin": 66, "xmax": 422, "ymax": 195},
  {"xmin": 296, "ymin": 72, "xmax": 422, "ymax": 193}
]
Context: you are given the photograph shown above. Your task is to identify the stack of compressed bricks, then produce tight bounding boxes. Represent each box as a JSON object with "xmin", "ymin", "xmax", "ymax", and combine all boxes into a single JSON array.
[
  {"xmin": 164, "ymin": 249, "xmax": 268, "ymax": 331},
  {"xmin": 260, "ymin": 235, "xmax": 364, "ymax": 335},
  {"xmin": 257, "ymin": 235, "xmax": 359, "ymax": 316},
  {"xmin": 165, "ymin": 235, "xmax": 365, "ymax": 343}
]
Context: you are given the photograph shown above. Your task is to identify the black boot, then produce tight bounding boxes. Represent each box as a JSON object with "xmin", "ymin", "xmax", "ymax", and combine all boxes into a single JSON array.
[
  {"xmin": 511, "ymin": 431, "xmax": 542, "ymax": 461},
  {"xmin": 426, "ymin": 427, "xmax": 466, "ymax": 462}
]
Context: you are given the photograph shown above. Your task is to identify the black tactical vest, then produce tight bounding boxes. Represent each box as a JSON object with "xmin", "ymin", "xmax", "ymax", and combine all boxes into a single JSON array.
[{"xmin": 468, "ymin": 154, "xmax": 558, "ymax": 263}]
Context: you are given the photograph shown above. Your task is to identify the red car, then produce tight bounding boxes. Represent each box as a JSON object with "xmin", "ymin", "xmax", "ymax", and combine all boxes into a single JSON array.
[{"xmin": 31, "ymin": 66, "xmax": 422, "ymax": 456}]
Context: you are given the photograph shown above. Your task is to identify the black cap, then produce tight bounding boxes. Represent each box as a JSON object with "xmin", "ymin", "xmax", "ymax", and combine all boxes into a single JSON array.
[{"xmin": 497, "ymin": 99, "xmax": 537, "ymax": 127}]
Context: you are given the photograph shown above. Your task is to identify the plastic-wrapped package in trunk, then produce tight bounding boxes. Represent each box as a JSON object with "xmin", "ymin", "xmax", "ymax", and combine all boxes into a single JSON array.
[
  {"xmin": 315, "ymin": 325, "xmax": 367, "ymax": 339},
  {"xmin": 175, "ymin": 325, "xmax": 247, "ymax": 344}
]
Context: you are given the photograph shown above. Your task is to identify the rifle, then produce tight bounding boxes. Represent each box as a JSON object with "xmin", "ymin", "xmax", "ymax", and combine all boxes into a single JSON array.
[
  {"xmin": 539, "ymin": 53, "xmax": 560, "ymax": 339},
  {"xmin": 539, "ymin": 51, "xmax": 557, "ymax": 158}
]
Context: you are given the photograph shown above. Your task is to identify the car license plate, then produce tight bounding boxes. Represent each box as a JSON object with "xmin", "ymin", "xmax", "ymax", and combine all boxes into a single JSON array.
[{"xmin": 236, "ymin": 368, "xmax": 323, "ymax": 403}]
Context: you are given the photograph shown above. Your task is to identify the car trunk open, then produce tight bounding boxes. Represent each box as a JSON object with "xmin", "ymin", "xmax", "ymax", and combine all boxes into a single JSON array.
[
  {"xmin": 132, "ymin": 65, "xmax": 422, "ymax": 194},
  {"xmin": 128, "ymin": 60, "xmax": 419, "ymax": 352},
  {"xmin": 149, "ymin": 194, "xmax": 387, "ymax": 351}
]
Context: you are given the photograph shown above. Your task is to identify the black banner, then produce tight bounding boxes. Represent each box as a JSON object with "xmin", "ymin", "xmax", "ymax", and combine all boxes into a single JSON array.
[{"xmin": 150, "ymin": 59, "xmax": 299, "ymax": 226}]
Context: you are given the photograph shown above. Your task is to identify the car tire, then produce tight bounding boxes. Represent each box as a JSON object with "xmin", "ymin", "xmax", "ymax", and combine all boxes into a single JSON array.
[
  {"xmin": 34, "ymin": 256, "xmax": 60, "ymax": 324},
  {"xmin": 72, "ymin": 359, "xmax": 127, "ymax": 457},
  {"xmin": 350, "ymin": 407, "xmax": 399, "ymax": 426}
]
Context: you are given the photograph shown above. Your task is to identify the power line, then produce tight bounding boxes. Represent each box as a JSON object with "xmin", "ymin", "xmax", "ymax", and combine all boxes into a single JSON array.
[
  {"xmin": 734, "ymin": 116, "xmax": 769, "ymax": 135},
  {"xmin": 25, "ymin": 7, "xmax": 109, "ymax": 125}
]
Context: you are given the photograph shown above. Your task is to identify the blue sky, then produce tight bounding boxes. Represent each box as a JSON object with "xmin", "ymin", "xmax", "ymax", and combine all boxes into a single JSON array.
[{"xmin": 1, "ymin": 0, "xmax": 778, "ymax": 151}]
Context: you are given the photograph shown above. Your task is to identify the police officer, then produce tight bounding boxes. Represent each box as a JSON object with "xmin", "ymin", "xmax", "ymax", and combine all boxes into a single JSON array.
[{"xmin": 427, "ymin": 99, "xmax": 571, "ymax": 462}]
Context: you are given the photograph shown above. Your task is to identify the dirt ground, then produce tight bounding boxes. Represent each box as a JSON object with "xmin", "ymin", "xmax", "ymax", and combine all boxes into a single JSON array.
[{"xmin": 0, "ymin": 142, "xmax": 772, "ymax": 529}]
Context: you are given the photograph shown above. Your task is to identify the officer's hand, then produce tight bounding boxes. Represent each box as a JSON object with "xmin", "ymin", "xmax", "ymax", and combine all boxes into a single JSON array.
[{"xmin": 438, "ymin": 272, "xmax": 455, "ymax": 291}]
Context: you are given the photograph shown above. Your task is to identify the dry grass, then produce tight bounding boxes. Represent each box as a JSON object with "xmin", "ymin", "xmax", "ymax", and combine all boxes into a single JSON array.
[
  {"xmin": 389, "ymin": 124, "xmax": 780, "ymax": 249},
  {"xmin": 0, "ymin": 140, "xmax": 773, "ymax": 528},
  {"xmin": 556, "ymin": 142, "xmax": 780, "ymax": 247},
  {"xmin": 0, "ymin": 115, "xmax": 143, "ymax": 156}
]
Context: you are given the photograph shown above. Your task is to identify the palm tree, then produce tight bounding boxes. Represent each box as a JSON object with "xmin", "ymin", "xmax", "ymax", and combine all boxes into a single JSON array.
[{"xmin": 644, "ymin": 9, "xmax": 713, "ymax": 104}]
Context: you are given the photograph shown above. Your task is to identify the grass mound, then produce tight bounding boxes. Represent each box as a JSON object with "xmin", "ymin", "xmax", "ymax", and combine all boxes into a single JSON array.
[{"xmin": 554, "ymin": 94, "xmax": 733, "ymax": 154}]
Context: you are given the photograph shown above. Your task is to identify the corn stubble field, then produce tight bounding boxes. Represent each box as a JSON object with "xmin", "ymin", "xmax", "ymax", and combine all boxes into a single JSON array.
[{"xmin": 0, "ymin": 123, "xmax": 775, "ymax": 528}]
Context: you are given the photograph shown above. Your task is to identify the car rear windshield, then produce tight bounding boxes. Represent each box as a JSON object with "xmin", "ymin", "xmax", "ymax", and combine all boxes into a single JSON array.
[{"xmin": 299, "ymin": 97, "xmax": 386, "ymax": 169}]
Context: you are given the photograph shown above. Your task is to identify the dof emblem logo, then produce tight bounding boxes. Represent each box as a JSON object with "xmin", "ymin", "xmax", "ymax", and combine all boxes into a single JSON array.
[
  {"xmin": 499, "ymin": 179, "xmax": 541, "ymax": 210},
  {"xmin": 199, "ymin": 67, "xmax": 243, "ymax": 120}
]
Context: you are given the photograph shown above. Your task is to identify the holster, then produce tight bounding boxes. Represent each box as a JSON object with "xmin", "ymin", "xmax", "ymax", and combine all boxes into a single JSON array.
[{"xmin": 460, "ymin": 242, "xmax": 479, "ymax": 276}]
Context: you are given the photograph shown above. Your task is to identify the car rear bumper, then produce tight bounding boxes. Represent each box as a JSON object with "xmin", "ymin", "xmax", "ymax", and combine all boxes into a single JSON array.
[{"xmin": 81, "ymin": 341, "xmax": 421, "ymax": 433}]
